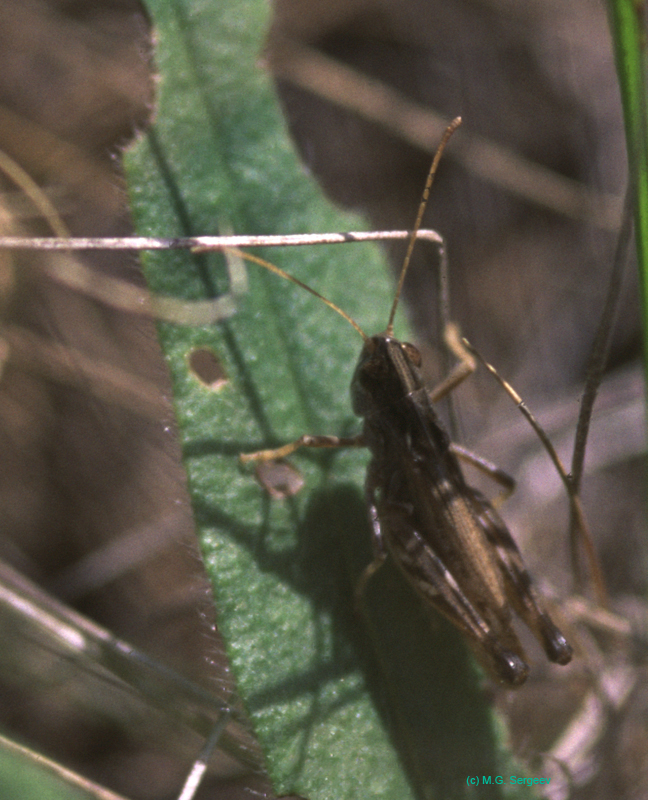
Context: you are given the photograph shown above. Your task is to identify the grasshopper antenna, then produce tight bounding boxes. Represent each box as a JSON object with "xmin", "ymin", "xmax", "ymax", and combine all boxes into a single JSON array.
[
  {"xmin": 386, "ymin": 116, "xmax": 462, "ymax": 337},
  {"xmin": 215, "ymin": 247, "xmax": 369, "ymax": 340}
]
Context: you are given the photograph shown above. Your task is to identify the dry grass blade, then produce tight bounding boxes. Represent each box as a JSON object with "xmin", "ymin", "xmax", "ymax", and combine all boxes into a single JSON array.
[{"xmin": 270, "ymin": 39, "xmax": 623, "ymax": 230}]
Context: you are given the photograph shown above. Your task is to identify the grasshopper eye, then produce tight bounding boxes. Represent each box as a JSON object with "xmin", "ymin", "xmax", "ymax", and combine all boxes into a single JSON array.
[{"xmin": 401, "ymin": 342, "xmax": 421, "ymax": 367}]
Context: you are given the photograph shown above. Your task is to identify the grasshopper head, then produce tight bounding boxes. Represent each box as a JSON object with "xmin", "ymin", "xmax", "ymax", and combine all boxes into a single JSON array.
[{"xmin": 351, "ymin": 334, "xmax": 423, "ymax": 418}]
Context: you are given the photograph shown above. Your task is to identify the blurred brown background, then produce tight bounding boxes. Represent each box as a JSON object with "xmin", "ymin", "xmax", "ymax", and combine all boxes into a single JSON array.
[
  {"xmin": 0, "ymin": 2, "xmax": 267, "ymax": 798},
  {"xmin": 0, "ymin": 0, "xmax": 644, "ymax": 799}
]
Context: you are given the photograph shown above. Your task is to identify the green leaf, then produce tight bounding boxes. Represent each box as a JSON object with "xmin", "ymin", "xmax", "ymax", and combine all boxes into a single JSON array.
[{"xmin": 124, "ymin": 1, "xmax": 530, "ymax": 798}]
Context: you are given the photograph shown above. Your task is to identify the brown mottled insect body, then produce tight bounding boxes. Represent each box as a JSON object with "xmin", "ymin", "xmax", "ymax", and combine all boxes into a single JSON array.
[
  {"xmin": 240, "ymin": 118, "xmax": 573, "ymax": 686},
  {"xmin": 353, "ymin": 333, "xmax": 572, "ymax": 685}
]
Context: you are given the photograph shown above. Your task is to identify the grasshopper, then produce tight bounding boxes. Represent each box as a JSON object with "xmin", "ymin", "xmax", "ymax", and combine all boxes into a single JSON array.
[
  {"xmin": 237, "ymin": 118, "xmax": 573, "ymax": 685},
  {"xmin": 348, "ymin": 326, "xmax": 573, "ymax": 685}
]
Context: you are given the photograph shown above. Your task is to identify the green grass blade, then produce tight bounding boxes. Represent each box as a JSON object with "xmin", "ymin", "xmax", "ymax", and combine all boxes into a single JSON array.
[
  {"xmin": 607, "ymin": 0, "xmax": 648, "ymax": 360},
  {"xmin": 0, "ymin": 734, "xmax": 109, "ymax": 800}
]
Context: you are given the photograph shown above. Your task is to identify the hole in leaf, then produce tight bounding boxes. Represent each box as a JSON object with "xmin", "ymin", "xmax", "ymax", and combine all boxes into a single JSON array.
[{"xmin": 188, "ymin": 347, "xmax": 228, "ymax": 391}]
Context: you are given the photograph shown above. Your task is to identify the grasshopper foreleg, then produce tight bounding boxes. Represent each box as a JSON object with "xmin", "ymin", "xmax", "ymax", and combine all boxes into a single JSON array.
[
  {"xmin": 240, "ymin": 433, "xmax": 365, "ymax": 464},
  {"xmin": 428, "ymin": 321, "xmax": 477, "ymax": 403}
]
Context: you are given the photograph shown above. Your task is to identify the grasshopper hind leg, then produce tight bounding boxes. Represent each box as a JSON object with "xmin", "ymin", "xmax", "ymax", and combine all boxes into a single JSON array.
[
  {"xmin": 369, "ymin": 502, "xmax": 530, "ymax": 685},
  {"xmin": 390, "ymin": 519, "xmax": 532, "ymax": 686},
  {"xmin": 468, "ymin": 488, "xmax": 573, "ymax": 666}
]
